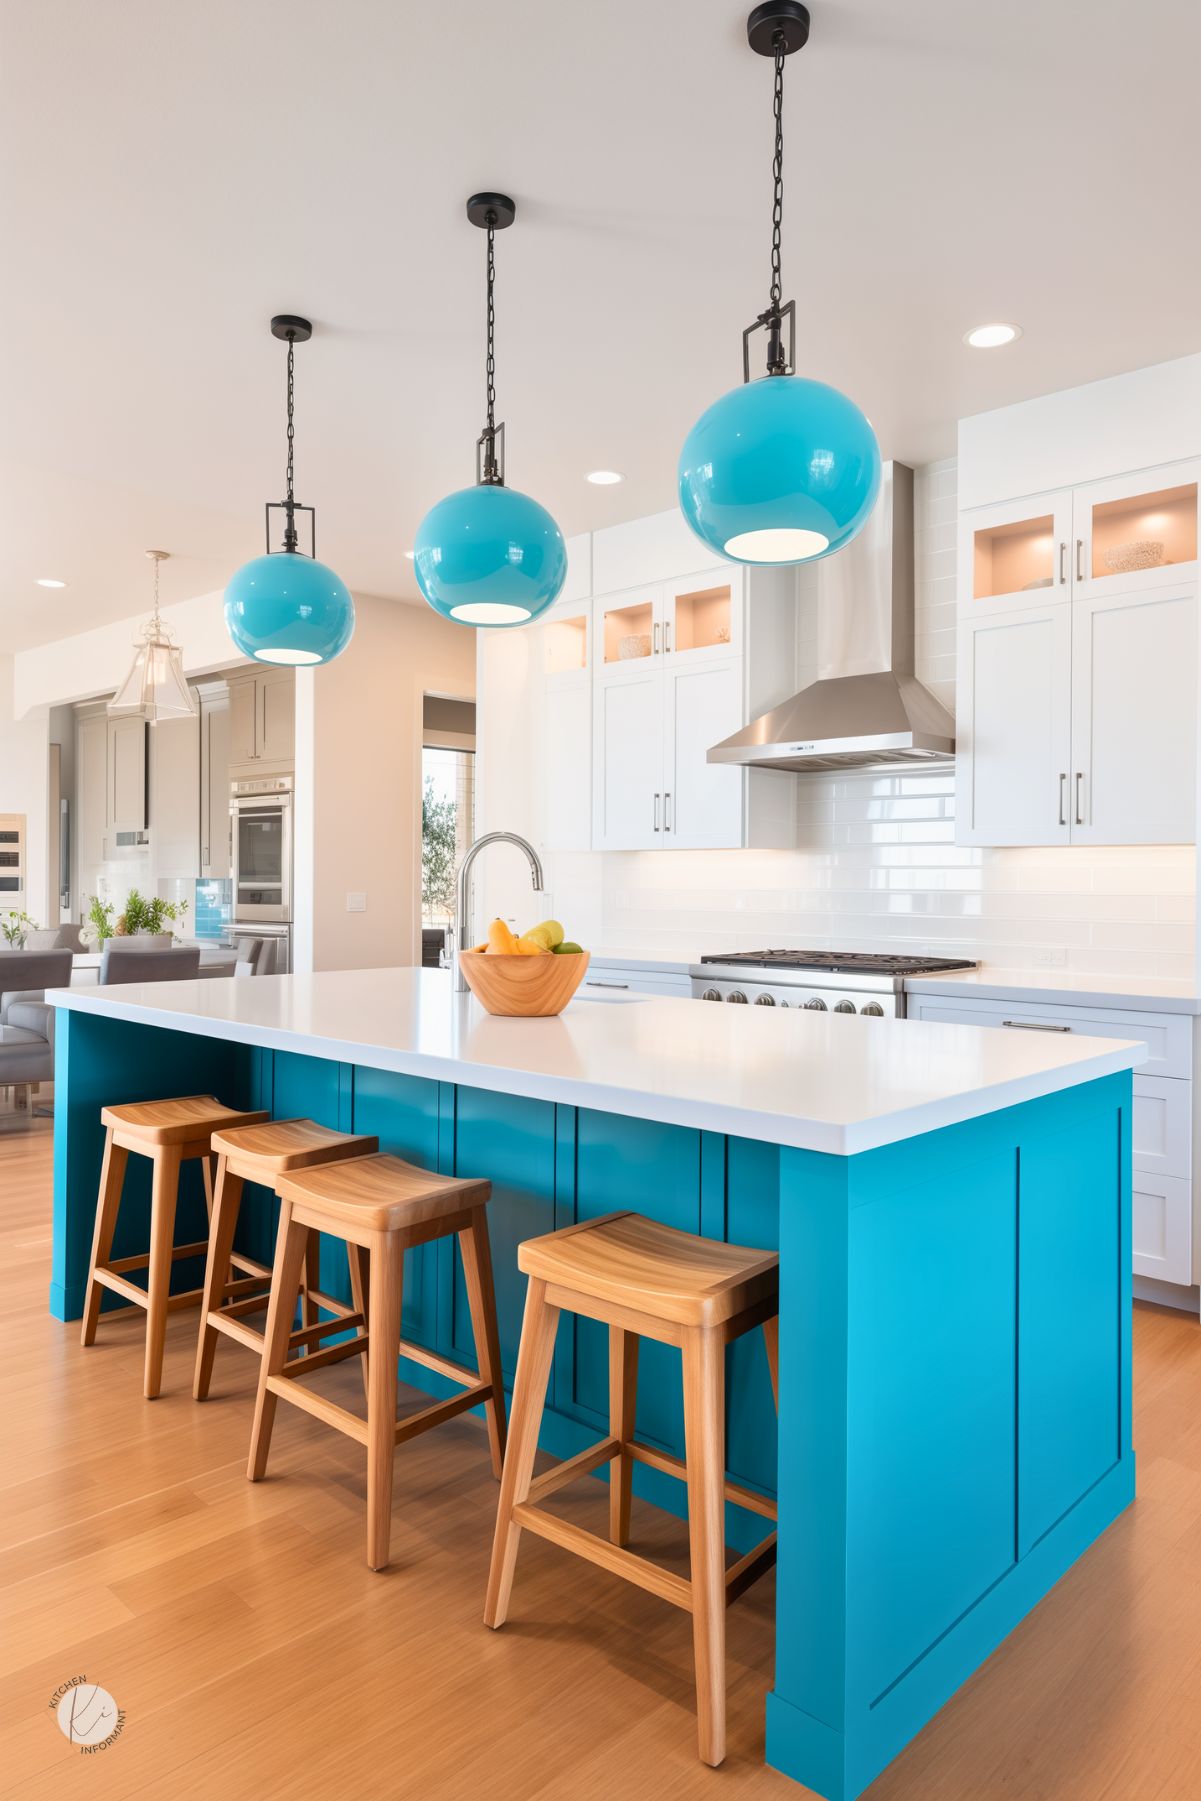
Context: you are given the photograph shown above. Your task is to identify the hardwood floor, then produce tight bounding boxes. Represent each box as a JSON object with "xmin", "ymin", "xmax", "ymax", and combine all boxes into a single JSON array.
[{"xmin": 1, "ymin": 1117, "xmax": 1200, "ymax": 1799}]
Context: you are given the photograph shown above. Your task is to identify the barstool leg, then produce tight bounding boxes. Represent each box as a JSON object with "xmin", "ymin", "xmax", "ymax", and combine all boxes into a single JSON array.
[
  {"xmin": 193, "ymin": 1158, "xmax": 244, "ymax": 1400},
  {"xmin": 682, "ymin": 1324, "xmax": 727, "ymax": 1768},
  {"xmin": 366, "ymin": 1235, "xmax": 403, "ymax": 1570},
  {"xmin": 247, "ymin": 1203, "xmax": 309, "ymax": 1480},
  {"xmin": 81, "ymin": 1128, "xmax": 128, "ymax": 1346},
  {"xmin": 143, "ymin": 1145, "xmax": 183, "ymax": 1399},
  {"xmin": 608, "ymin": 1327, "xmax": 639, "ymax": 1546},
  {"xmin": 301, "ymin": 1232, "xmax": 322, "ymax": 1339},
  {"xmin": 483, "ymin": 1277, "xmax": 560, "ymax": 1629},
  {"xmin": 459, "ymin": 1209, "xmax": 507, "ymax": 1477},
  {"xmin": 347, "ymin": 1242, "xmax": 371, "ymax": 1402}
]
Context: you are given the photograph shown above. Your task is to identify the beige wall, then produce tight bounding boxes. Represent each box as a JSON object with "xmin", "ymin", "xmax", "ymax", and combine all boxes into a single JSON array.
[{"xmin": 295, "ymin": 594, "xmax": 475, "ymax": 973}]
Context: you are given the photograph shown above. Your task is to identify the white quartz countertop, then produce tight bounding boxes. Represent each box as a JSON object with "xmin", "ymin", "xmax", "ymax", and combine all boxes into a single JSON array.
[
  {"xmin": 48, "ymin": 967, "xmax": 1145, "ymax": 1157},
  {"xmin": 904, "ymin": 966, "xmax": 1201, "ymax": 1016}
]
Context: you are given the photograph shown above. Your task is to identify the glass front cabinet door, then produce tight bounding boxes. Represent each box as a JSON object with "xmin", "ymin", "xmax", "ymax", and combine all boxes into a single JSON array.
[
  {"xmin": 959, "ymin": 491, "xmax": 1074, "ymax": 611},
  {"xmin": 1071, "ymin": 462, "xmax": 1199, "ymax": 599}
]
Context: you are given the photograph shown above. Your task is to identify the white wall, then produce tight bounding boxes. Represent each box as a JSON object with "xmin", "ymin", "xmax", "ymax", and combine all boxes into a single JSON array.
[
  {"xmin": 522, "ymin": 461, "xmax": 1196, "ymax": 981},
  {"xmin": 0, "ymin": 654, "xmax": 50, "ymax": 924}
]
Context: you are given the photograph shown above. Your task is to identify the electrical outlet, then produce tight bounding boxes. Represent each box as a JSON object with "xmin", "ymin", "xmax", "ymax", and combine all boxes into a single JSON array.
[
  {"xmin": 346, "ymin": 892, "xmax": 366, "ymax": 913},
  {"xmin": 1031, "ymin": 946, "xmax": 1067, "ymax": 967}
]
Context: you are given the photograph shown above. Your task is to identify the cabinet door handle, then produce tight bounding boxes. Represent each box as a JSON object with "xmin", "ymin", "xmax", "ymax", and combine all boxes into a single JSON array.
[
  {"xmin": 653, "ymin": 622, "xmax": 660, "ymax": 655},
  {"xmin": 1075, "ymin": 771, "xmax": 1085, "ymax": 825},
  {"xmin": 653, "ymin": 793, "xmax": 660, "ymax": 832},
  {"xmin": 1003, "ymin": 1020, "xmax": 1072, "ymax": 1033},
  {"xmin": 1076, "ymin": 538, "xmax": 1085, "ymax": 582},
  {"xmin": 1059, "ymin": 541, "xmax": 1067, "ymax": 584},
  {"xmin": 664, "ymin": 791, "xmax": 672, "ymax": 832},
  {"xmin": 664, "ymin": 620, "xmax": 672, "ymax": 652},
  {"xmin": 586, "ymin": 980, "xmax": 629, "ymax": 990},
  {"xmin": 1058, "ymin": 772, "xmax": 1067, "ymax": 826}
]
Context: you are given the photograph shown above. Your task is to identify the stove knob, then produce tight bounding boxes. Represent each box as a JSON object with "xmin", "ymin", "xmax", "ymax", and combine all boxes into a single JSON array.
[
  {"xmin": 701, "ymin": 988, "xmax": 723, "ymax": 1002},
  {"xmin": 862, "ymin": 1002, "xmax": 885, "ymax": 1017},
  {"xmin": 754, "ymin": 994, "xmax": 776, "ymax": 1006},
  {"xmin": 727, "ymin": 990, "xmax": 748, "ymax": 1003},
  {"xmin": 804, "ymin": 997, "xmax": 827, "ymax": 1010},
  {"xmin": 834, "ymin": 1000, "xmax": 857, "ymax": 1013}
]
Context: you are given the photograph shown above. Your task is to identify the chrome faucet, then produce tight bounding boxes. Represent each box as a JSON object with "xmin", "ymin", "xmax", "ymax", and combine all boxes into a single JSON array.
[{"xmin": 454, "ymin": 831, "xmax": 545, "ymax": 992}]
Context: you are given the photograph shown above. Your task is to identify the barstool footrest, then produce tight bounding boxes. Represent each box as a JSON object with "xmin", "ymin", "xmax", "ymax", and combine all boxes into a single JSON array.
[
  {"xmin": 393, "ymin": 1382, "xmax": 492, "ymax": 1447},
  {"xmin": 512, "ymin": 1502, "xmax": 694, "ymax": 1611},
  {"xmin": 724, "ymin": 1532, "xmax": 777, "ymax": 1604},
  {"xmin": 105, "ymin": 1239, "xmax": 210, "ymax": 1277},
  {"xmin": 266, "ymin": 1373, "xmax": 369, "ymax": 1444},
  {"xmin": 93, "ymin": 1268, "xmax": 206, "ymax": 1313},
  {"xmin": 277, "ymin": 1335, "xmax": 367, "ymax": 1379},
  {"xmin": 527, "ymin": 1437, "xmax": 621, "ymax": 1504},
  {"xmin": 627, "ymin": 1440, "xmax": 777, "ymax": 1524}
]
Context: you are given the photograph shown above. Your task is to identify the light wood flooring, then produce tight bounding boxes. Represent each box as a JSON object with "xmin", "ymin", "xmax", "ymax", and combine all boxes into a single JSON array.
[{"xmin": 2, "ymin": 1115, "xmax": 1200, "ymax": 1800}]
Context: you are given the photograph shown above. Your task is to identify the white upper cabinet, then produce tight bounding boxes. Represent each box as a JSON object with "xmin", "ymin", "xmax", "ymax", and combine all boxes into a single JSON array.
[
  {"xmin": 539, "ymin": 596, "xmax": 592, "ymax": 853},
  {"xmin": 149, "ymin": 707, "xmax": 201, "ymax": 877},
  {"xmin": 663, "ymin": 659, "xmax": 745, "ymax": 848},
  {"xmin": 1069, "ymin": 584, "xmax": 1196, "ymax": 845},
  {"xmin": 591, "ymin": 509, "xmax": 716, "ymax": 594},
  {"xmin": 592, "ymin": 659, "xmax": 664, "ymax": 850},
  {"xmin": 957, "ymin": 603, "xmax": 1072, "ymax": 847},
  {"xmin": 957, "ymin": 455, "xmax": 1199, "ymax": 847},
  {"xmin": 107, "ymin": 716, "xmax": 147, "ymax": 834}
]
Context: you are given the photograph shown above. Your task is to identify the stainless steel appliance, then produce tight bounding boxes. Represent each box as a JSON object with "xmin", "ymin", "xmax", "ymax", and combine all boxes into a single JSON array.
[
  {"xmin": 231, "ymin": 776, "xmax": 292, "ymax": 924},
  {"xmin": 689, "ymin": 950, "xmax": 978, "ymax": 1018},
  {"xmin": 708, "ymin": 464, "xmax": 957, "ymax": 774}
]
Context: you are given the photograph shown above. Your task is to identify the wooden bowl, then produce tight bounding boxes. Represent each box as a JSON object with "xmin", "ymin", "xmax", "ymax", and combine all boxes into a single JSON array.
[{"xmin": 458, "ymin": 949, "xmax": 591, "ymax": 1017}]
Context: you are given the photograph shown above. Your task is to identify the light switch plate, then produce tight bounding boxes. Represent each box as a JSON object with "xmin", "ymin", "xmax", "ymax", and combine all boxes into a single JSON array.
[
  {"xmin": 346, "ymin": 892, "xmax": 367, "ymax": 913},
  {"xmin": 1031, "ymin": 946, "xmax": 1067, "ymax": 966}
]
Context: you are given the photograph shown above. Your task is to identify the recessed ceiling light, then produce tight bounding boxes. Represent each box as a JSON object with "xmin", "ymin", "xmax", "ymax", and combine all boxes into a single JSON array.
[
  {"xmin": 964, "ymin": 323, "xmax": 1021, "ymax": 349},
  {"xmin": 36, "ymin": 577, "xmax": 66, "ymax": 588},
  {"xmin": 586, "ymin": 470, "xmax": 625, "ymax": 486}
]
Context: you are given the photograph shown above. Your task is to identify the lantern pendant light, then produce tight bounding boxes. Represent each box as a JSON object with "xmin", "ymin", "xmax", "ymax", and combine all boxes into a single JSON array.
[
  {"xmin": 678, "ymin": 3, "xmax": 881, "ymax": 566},
  {"xmin": 413, "ymin": 194, "xmax": 567, "ymax": 628},
  {"xmin": 109, "ymin": 550, "xmax": 198, "ymax": 723},
  {"xmin": 224, "ymin": 315, "xmax": 355, "ymax": 666}
]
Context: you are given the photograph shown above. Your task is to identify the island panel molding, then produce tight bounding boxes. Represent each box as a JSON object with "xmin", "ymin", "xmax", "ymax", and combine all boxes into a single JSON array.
[{"xmin": 48, "ymin": 988, "xmax": 1133, "ymax": 1800}]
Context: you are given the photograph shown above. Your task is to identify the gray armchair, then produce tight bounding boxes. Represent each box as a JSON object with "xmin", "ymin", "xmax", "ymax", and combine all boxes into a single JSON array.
[
  {"xmin": 99, "ymin": 944, "xmax": 201, "ymax": 985},
  {"xmin": 0, "ymin": 949, "xmax": 74, "ymax": 1114},
  {"xmin": 234, "ymin": 935, "xmax": 269, "ymax": 975}
]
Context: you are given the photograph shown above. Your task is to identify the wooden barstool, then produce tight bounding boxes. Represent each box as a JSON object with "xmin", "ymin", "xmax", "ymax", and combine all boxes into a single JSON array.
[
  {"xmin": 247, "ymin": 1151, "xmax": 508, "ymax": 1571},
  {"xmin": 483, "ymin": 1211, "xmax": 780, "ymax": 1768},
  {"xmin": 193, "ymin": 1117, "xmax": 379, "ymax": 1401},
  {"xmin": 81, "ymin": 1094, "xmax": 269, "ymax": 1398}
]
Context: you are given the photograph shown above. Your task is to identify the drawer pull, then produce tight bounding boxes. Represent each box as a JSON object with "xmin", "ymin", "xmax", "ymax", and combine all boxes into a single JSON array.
[
  {"xmin": 586, "ymin": 980, "xmax": 629, "ymax": 990},
  {"xmin": 1002, "ymin": 1020, "xmax": 1071, "ymax": 1032}
]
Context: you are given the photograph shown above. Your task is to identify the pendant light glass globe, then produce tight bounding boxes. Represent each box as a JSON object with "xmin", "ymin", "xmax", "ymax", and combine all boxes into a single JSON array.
[
  {"xmin": 110, "ymin": 550, "xmax": 198, "ymax": 723},
  {"xmin": 225, "ymin": 552, "xmax": 355, "ymax": 664},
  {"xmin": 413, "ymin": 483, "xmax": 566, "ymax": 627},
  {"xmin": 678, "ymin": 374, "xmax": 881, "ymax": 566}
]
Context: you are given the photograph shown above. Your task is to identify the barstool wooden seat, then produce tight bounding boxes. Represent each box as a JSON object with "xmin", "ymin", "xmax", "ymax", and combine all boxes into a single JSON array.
[
  {"xmin": 483, "ymin": 1210, "xmax": 780, "ymax": 1768},
  {"xmin": 193, "ymin": 1117, "xmax": 379, "ymax": 1401},
  {"xmin": 81, "ymin": 1094, "xmax": 269, "ymax": 1398},
  {"xmin": 247, "ymin": 1151, "xmax": 507, "ymax": 1571}
]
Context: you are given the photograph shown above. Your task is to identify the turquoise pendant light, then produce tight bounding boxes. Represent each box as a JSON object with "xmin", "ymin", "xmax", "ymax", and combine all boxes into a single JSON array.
[
  {"xmin": 414, "ymin": 194, "xmax": 566, "ymax": 628},
  {"xmin": 678, "ymin": 4, "xmax": 880, "ymax": 566},
  {"xmin": 225, "ymin": 315, "xmax": 355, "ymax": 665}
]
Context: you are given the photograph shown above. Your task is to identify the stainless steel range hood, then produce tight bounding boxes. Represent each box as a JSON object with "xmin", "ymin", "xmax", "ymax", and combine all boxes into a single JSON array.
[{"xmin": 708, "ymin": 461, "xmax": 955, "ymax": 773}]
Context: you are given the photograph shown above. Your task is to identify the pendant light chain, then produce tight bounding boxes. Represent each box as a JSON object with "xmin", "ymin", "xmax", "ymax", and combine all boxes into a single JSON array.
[
  {"xmin": 282, "ymin": 333, "xmax": 298, "ymax": 550},
  {"xmin": 151, "ymin": 551, "xmax": 161, "ymax": 631},
  {"xmin": 480, "ymin": 210, "xmax": 503, "ymax": 484},
  {"xmin": 766, "ymin": 32, "xmax": 787, "ymax": 372}
]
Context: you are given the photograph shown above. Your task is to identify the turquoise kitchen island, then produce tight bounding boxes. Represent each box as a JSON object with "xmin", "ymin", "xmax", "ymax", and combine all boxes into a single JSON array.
[{"xmin": 48, "ymin": 968, "xmax": 1142, "ymax": 1801}]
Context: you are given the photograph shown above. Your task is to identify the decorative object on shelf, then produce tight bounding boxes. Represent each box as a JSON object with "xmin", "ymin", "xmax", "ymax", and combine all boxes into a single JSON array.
[
  {"xmin": 1022, "ymin": 577, "xmax": 1053, "ymax": 591},
  {"xmin": 0, "ymin": 909, "xmax": 39, "ymax": 949},
  {"xmin": 413, "ymin": 194, "xmax": 566, "ymax": 628},
  {"xmin": 619, "ymin": 633, "xmax": 653, "ymax": 660},
  {"xmin": 79, "ymin": 890, "xmax": 188, "ymax": 946},
  {"xmin": 224, "ymin": 317, "xmax": 355, "ymax": 666},
  {"xmin": 678, "ymin": 3, "xmax": 880, "ymax": 566},
  {"xmin": 109, "ymin": 551, "xmax": 198, "ymax": 723},
  {"xmin": 1103, "ymin": 539, "xmax": 1165, "ymax": 574}
]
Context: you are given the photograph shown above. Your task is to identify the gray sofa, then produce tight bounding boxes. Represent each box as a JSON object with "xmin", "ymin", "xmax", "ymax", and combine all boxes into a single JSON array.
[{"xmin": 0, "ymin": 949, "xmax": 73, "ymax": 1113}]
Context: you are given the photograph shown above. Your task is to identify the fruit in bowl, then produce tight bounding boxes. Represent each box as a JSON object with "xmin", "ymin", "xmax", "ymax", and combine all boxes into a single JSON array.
[{"xmin": 459, "ymin": 918, "xmax": 590, "ymax": 1016}]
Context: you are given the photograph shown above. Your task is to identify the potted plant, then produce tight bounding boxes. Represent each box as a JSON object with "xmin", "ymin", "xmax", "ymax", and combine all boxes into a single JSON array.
[
  {"xmin": 0, "ymin": 909, "xmax": 39, "ymax": 949},
  {"xmin": 79, "ymin": 896, "xmax": 115, "ymax": 948},
  {"xmin": 115, "ymin": 889, "xmax": 190, "ymax": 943}
]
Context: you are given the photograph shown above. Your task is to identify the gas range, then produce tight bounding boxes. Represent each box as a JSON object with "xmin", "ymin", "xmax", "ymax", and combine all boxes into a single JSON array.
[{"xmin": 688, "ymin": 950, "xmax": 978, "ymax": 1018}]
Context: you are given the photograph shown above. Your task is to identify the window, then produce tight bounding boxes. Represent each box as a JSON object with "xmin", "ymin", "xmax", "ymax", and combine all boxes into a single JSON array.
[{"xmin": 421, "ymin": 698, "xmax": 476, "ymax": 960}]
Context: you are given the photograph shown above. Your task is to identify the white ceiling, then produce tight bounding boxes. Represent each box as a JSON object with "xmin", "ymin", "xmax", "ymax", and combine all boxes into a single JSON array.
[{"xmin": 2, "ymin": 0, "xmax": 1199, "ymax": 653}]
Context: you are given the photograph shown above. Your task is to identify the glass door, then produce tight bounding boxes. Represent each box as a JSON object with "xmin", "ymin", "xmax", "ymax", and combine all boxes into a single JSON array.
[
  {"xmin": 959, "ymin": 491, "xmax": 1073, "ymax": 611},
  {"xmin": 598, "ymin": 585, "xmax": 662, "ymax": 673},
  {"xmin": 1073, "ymin": 463, "xmax": 1199, "ymax": 597},
  {"xmin": 662, "ymin": 571, "xmax": 740, "ymax": 661},
  {"xmin": 233, "ymin": 802, "xmax": 290, "ymax": 918}
]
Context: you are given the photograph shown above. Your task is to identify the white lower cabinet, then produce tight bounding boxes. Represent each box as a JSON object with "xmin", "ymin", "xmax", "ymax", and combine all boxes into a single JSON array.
[{"xmin": 908, "ymin": 992, "xmax": 1195, "ymax": 1286}]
